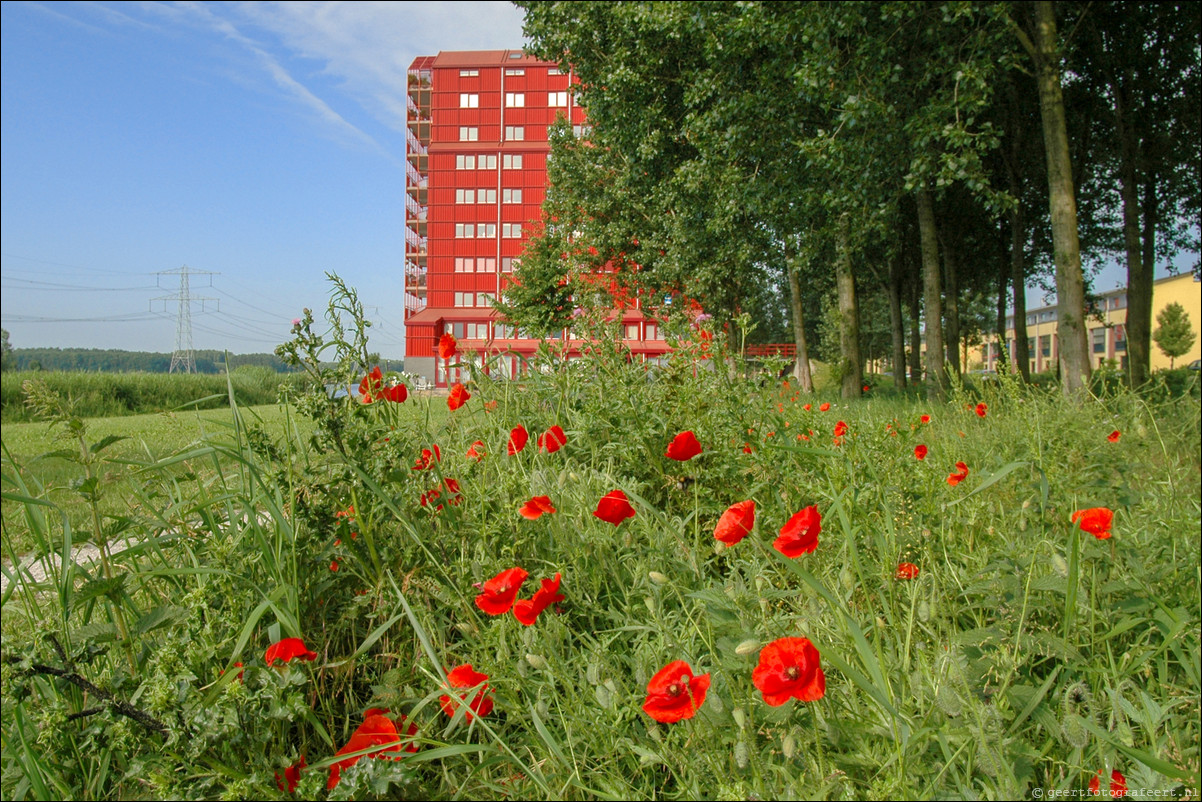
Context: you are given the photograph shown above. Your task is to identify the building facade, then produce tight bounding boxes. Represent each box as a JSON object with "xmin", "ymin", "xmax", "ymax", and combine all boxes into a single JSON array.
[
  {"xmin": 977, "ymin": 272, "xmax": 1201, "ymax": 374},
  {"xmin": 403, "ymin": 50, "xmax": 670, "ymax": 387}
]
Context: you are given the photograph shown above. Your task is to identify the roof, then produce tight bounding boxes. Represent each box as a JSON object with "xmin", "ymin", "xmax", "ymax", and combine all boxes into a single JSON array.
[{"xmin": 431, "ymin": 50, "xmax": 550, "ymax": 68}]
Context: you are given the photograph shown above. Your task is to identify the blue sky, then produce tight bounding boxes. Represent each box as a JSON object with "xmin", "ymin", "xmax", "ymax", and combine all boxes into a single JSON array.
[{"xmin": 1, "ymin": 1, "xmax": 526, "ymax": 358}]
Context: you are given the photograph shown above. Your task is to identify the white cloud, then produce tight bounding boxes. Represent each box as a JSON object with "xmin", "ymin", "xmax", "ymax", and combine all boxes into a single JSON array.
[{"xmin": 230, "ymin": 1, "xmax": 528, "ymax": 132}]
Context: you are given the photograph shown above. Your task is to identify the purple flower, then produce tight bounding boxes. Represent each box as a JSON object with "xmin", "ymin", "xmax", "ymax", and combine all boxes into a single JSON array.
[{"xmin": 292, "ymin": 318, "xmax": 302, "ymax": 326}]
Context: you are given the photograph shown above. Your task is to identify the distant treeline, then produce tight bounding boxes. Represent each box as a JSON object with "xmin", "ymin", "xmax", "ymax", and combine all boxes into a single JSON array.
[{"xmin": 7, "ymin": 348, "xmax": 404, "ymax": 375}]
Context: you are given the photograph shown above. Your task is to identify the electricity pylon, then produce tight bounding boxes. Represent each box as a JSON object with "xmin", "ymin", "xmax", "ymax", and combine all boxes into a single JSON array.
[{"xmin": 153, "ymin": 266, "xmax": 218, "ymax": 373}]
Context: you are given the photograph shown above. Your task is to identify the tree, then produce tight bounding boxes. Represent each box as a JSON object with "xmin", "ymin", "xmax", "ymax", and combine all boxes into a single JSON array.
[
  {"xmin": 1152, "ymin": 302, "xmax": 1196, "ymax": 368},
  {"xmin": 1, "ymin": 328, "xmax": 11, "ymax": 372},
  {"xmin": 1009, "ymin": 1, "xmax": 1092, "ymax": 393}
]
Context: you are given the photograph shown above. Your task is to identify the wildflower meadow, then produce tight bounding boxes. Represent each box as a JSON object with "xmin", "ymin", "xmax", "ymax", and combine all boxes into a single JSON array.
[{"xmin": 1, "ymin": 284, "xmax": 1199, "ymax": 800}]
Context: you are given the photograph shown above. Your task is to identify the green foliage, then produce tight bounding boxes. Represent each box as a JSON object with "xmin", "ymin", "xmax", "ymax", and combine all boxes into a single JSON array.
[
  {"xmin": 0, "ymin": 370, "xmax": 303, "ymax": 423},
  {"xmin": 7, "ymin": 347, "xmax": 309, "ymax": 374},
  {"xmin": 1152, "ymin": 302, "xmax": 1197, "ymax": 367},
  {"xmin": 3, "ymin": 278, "xmax": 1199, "ymax": 799},
  {"xmin": 1, "ymin": 328, "xmax": 11, "ymax": 372}
]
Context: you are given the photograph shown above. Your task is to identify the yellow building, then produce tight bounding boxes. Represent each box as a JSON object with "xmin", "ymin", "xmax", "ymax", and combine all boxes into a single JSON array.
[{"xmin": 980, "ymin": 272, "xmax": 1201, "ymax": 373}]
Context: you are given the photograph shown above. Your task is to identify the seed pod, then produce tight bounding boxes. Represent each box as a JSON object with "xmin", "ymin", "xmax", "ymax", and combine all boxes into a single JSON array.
[
  {"xmin": 1061, "ymin": 713, "xmax": 1090, "ymax": 749},
  {"xmin": 525, "ymin": 654, "xmax": 548, "ymax": 671},
  {"xmin": 643, "ymin": 596, "xmax": 656, "ymax": 614},
  {"xmin": 648, "ymin": 571, "xmax": 669, "ymax": 586},
  {"xmin": 782, "ymin": 733, "xmax": 797, "ymax": 760},
  {"xmin": 732, "ymin": 707, "xmax": 746, "ymax": 729},
  {"xmin": 586, "ymin": 662, "xmax": 600, "ymax": 685},
  {"xmin": 594, "ymin": 684, "xmax": 612, "ymax": 709},
  {"xmin": 1051, "ymin": 553, "xmax": 1068, "ymax": 577},
  {"xmin": 936, "ymin": 684, "xmax": 962, "ymax": 717},
  {"xmin": 735, "ymin": 639, "xmax": 761, "ymax": 656},
  {"xmin": 734, "ymin": 740, "xmax": 749, "ymax": 769}
]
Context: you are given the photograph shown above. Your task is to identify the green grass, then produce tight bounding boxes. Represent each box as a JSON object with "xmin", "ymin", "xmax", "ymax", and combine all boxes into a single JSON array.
[{"xmin": 2, "ymin": 334, "xmax": 1198, "ymax": 801}]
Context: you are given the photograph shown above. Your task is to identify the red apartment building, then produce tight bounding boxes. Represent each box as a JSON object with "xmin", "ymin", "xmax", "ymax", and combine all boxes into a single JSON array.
[{"xmin": 403, "ymin": 50, "xmax": 671, "ymax": 387}]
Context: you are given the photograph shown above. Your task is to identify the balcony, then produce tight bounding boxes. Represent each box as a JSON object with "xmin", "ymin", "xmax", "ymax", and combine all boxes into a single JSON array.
[
  {"xmin": 406, "ymin": 130, "xmax": 428, "ymax": 159},
  {"xmin": 404, "ymin": 227, "xmax": 428, "ymax": 255},
  {"xmin": 404, "ymin": 194, "xmax": 427, "ymax": 222}
]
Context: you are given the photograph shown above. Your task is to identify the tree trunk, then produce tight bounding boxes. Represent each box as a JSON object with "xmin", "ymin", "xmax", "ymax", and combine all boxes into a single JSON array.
[
  {"xmin": 785, "ymin": 247, "xmax": 814, "ymax": 393},
  {"xmin": 835, "ymin": 217, "xmax": 863, "ymax": 399},
  {"xmin": 1032, "ymin": 0, "xmax": 1090, "ymax": 394},
  {"xmin": 1135, "ymin": 183, "xmax": 1158, "ymax": 375},
  {"xmin": 996, "ymin": 219, "xmax": 1009, "ymax": 373},
  {"xmin": 916, "ymin": 184, "xmax": 945, "ymax": 398},
  {"xmin": 941, "ymin": 227, "xmax": 962, "ymax": 376},
  {"xmin": 888, "ymin": 253, "xmax": 908, "ymax": 390},
  {"xmin": 908, "ymin": 257, "xmax": 923, "ymax": 383},
  {"xmin": 1008, "ymin": 168, "xmax": 1031, "ymax": 382}
]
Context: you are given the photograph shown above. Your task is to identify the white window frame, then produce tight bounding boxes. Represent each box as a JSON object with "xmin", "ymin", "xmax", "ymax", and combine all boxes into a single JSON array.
[
  {"xmin": 503, "ymin": 188, "xmax": 522, "ymax": 204},
  {"xmin": 479, "ymin": 154, "xmax": 497, "ymax": 169},
  {"xmin": 478, "ymin": 188, "xmax": 497, "ymax": 205},
  {"xmin": 460, "ymin": 93, "xmax": 479, "ymax": 108},
  {"xmin": 454, "ymin": 223, "xmax": 475, "ymax": 239},
  {"xmin": 504, "ymin": 68, "xmax": 525, "ymax": 76},
  {"xmin": 548, "ymin": 91, "xmax": 568, "ymax": 106},
  {"xmin": 459, "ymin": 69, "xmax": 479, "ymax": 77},
  {"xmin": 455, "ymin": 155, "xmax": 476, "ymax": 170},
  {"xmin": 502, "ymin": 154, "xmax": 523, "ymax": 170},
  {"xmin": 459, "ymin": 127, "xmax": 478, "ymax": 142},
  {"xmin": 505, "ymin": 92, "xmax": 525, "ymax": 108},
  {"xmin": 505, "ymin": 126, "xmax": 525, "ymax": 141},
  {"xmin": 455, "ymin": 257, "xmax": 473, "ymax": 272},
  {"xmin": 478, "ymin": 223, "xmax": 497, "ymax": 238},
  {"xmin": 455, "ymin": 189, "xmax": 475, "ymax": 204},
  {"xmin": 502, "ymin": 223, "xmax": 522, "ymax": 238}
]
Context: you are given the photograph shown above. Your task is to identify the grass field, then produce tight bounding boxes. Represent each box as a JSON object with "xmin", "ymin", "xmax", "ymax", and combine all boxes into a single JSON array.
[{"xmin": 1, "ymin": 345, "xmax": 1198, "ymax": 800}]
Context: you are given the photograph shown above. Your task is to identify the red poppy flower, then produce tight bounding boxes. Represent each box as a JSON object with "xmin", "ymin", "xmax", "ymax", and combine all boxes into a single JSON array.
[
  {"xmin": 819, "ymin": 402, "xmax": 831, "ymax": 412},
  {"xmin": 439, "ymin": 664, "xmax": 494, "ymax": 721},
  {"xmin": 513, "ymin": 573, "xmax": 564, "ymax": 626},
  {"xmin": 975, "ymin": 403, "xmax": 988, "ymax": 418},
  {"xmin": 862, "ymin": 385, "xmax": 870, "ymax": 392},
  {"xmin": 1088, "ymin": 769, "xmax": 1127, "ymax": 797},
  {"xmin": 665, "ymin": 430, "xmax": 702, "ymax": 461},
  {"xmin": 276, "ymin": 756, "xmax": 306, "ymax": 794},
  {"xmin": 264, "ymin": 637, "xmax": 317, "ymax": 665},
  {"xmin": 714, "ymin": 500, "xmax": 756, "ymax": 546},
  {"xmin": 803, "ymin": 403, "xmax": 812, "ymax": 411},
  {"xmin": 1071, "ymin": 507, "xmax": 1113, "ymax": 539},
  {"xmin": 385, "ymin": 383, "xmax": 408, "ymax": 403},
  {"xmin": 412, "ymin": 445, "xmax": 441, "ymax": 470},
  {"xmin": 508, "ymin": 425, "xmax": 529, "ymax": 455},
  {"xmin": 753, "ymin": 637, "xmax": 826, "ymax": 706},
  {"xmin": 593, "ymin": 490, "xmax": 635, "ymax": 525},
  {"xmin": 220, "ymin": 661, "xmax": 245, "ymax": 683},
  {"xmin": 538, "ymin": 425, "xmax": 567, "ymax": 454},
  {"xmin": 358, "ymin": 366, "xmax": 383, "ymax": 403},
  {"xmin": 743, "ymin": 443, "xmax": 753, "ymax": 454},
  {"xmin": 335, "ymin": 505, "xmax": 355, "ymax": 519},
  {"xmin": 914, "ymin": 444, "xmax": 928, "ymax": 460},
  {"xmin": 946, "ymin": 462, "xmax": 969, "ymax": 487},
  {"xmin": 834, "ymin": 420, "xmax": 849, "ymax": 438},
  {"xmin": 642, "ymin": 660, "xmax": 711, "ymax": 723},
  {"xmin": 466, "ymin": 440, "xmax": 485, "ymax": 461},
  {"xmin": 520, "ymin": 495, "xmax": 556, "ymax": 520},
  {"xmin": 326, "ymin": 714, "xmax": 412, "ymax": 790},
  {"xmin": 920, "ymin": 414, "xmax": 931, "ymax": 424},
  {"xmin": 484, "ymin": 400, "xmax": 497, "ymax": 412},
  {"xmin": 447, "ymin": 382, "xmax": 471, "ymax": 410},
  {"xmin": 330, "ymin": 559, "xmax": 340, "ymax": 572},
  {"xmin": 475, "ymin": 566, "xmax": 528, "ymax": 615},
  {"xmin": 1107, "ymin": 430, "xmax": 1121, "ymax": 443},
  {"xmin": 895, "ymin": 562, "xmax": 920, "ymax": 580},
  {"xmin": 439, "ymin": 333, "xmax": 458, "ymax": 361},
  {"xmin": 774, "ymin": 505, "xmax": 821, "ymax": 557}
]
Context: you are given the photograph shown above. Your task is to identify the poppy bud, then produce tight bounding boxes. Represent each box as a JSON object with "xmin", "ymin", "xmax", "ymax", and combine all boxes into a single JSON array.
[
  {"xmin": 525, "ymin": 654, "xmax": 549, "ymax": 670},
  {"xmin": 648, "ymin": 571, "xmax": 669, "ymax": 585},
  {"xmin": 735, "ymin": 639, "xmax": 761, "ymax": 656}
]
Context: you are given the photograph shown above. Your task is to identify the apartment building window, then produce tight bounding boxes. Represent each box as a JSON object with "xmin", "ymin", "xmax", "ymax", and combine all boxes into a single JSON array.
[
  {"xmin": 478, "ymin": 293, "xmax": 495, "ymax": 307},
  {"xmin": 454, "ymin": 257, "xmax": 473, "ymax": 272},
  {"xmin": 479, "ymin": 154, "xmax": 497, "ymax": 169},
  {"xmin": 505, "ymin": 68, "xmax": 525, "ymax": 76},
  {"xmin": 459, "ymin": 127, "xmax": 478, "ymax": 142},
  {"xmin": 505, "ymin": 126, "xmax": 525, "ymax": 141},
  {"xmin": 477, "ymin": 188, "xmax": 497, "ymax": 204},
  {"xmin": 573, "ymin": 124, "xmax": 590, "ymax": 138},
  {"xmin": 478, "ymin": 257, "xmax": 496, "ymax": 272},
  {"xmin": 1092, "ymin": 327, "xmax": 1107, "ymax": 354},
  {"xmin": 624, "ymin": 324, "xmax": 640, "ymax": 340},
  {"xmin": 459, "ymin": 69, "xmax": 479, "ymax": 77},
  {"xmin": 503, "ymin": 154, "xmax": 523, "ymax": 169},
  {"xmin": 548, "ymin": 67, "xmax": 563, "ymax": 75},
  {"xmin": 455, "ymin": 189, "xmax": 475, "ymax": 204},
  {"xmin": 503, "ymin": 188, "xmax": 522, "ymax": 204},
  {"xmin": 505, "ymin": 92, "xmax": 525, "ymax": 107},
  {"xmin": 466, "ymin": 322, "xmax": 489, "ymax": 338},
  {"xmin": 460, "ymin": 93, "xmax": 479, "ymax": 108},
  {"xmin": 548, "ymin": 91, "xmax": 568, "ymax": 106},
  {"xmin": 502, "ymin": 257, "xmax": 516, "ymax": 273},
  {"xmin": 1040, "ymin": 335, "xmax": 1051, "ymax": 357},
  {"xmin": 455, "ymin": 155, "xmax": 476, "ymax": 170},
  {"xmin": 454, "ymin": 223, "xmax": 475, "ymax": 238},
  {"xmin": 646, "ymin": 324, "xmax": 660, "ymax": 341},
  {"xmin": 478, "ymin": 223, "xmax": 496, "ymax": 238},
  {"xmin": 1114, "ymin": 325, "xmax": 1127, "ymax": 351},
  {"xmin": 502, "ymin": 223, "xmax": 522, "ymax": 238},
  {"xmin": 454, "ymin": 292, "xmax": 472, "ymax": 307}
]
